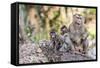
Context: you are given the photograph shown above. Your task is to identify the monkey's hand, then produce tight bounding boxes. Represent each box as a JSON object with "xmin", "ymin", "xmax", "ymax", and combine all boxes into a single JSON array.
[{"xmin": 82, "ymin": 33, "xmax": 88, "ymax": 40}]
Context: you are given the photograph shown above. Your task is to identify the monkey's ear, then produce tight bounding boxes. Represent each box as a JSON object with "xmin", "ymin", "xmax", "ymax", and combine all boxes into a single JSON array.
[{"xmin": 82, "ymin": 16, "xmax": 86, "ymax": 24}]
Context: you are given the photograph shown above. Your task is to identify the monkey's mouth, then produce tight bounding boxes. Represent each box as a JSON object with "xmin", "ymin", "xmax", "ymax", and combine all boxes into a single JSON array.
[
  {"xmin": 76, "ymin": 22, "xmax": 80, "ymax": 25},
  {"xmin": 51, "ymin": 36, "xmax": 55, "ymax": 38}
]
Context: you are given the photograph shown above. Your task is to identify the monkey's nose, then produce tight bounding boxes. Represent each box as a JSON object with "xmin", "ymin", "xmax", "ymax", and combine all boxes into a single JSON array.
[{"xmin": 52, "ymin": 36, "xmax": 55, "ymax": 38}]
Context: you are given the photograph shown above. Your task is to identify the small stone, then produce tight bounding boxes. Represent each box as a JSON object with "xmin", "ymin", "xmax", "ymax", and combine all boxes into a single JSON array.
[{"xmin": 37, "ymin": 48, "xmax": 42, "ymax": 53}]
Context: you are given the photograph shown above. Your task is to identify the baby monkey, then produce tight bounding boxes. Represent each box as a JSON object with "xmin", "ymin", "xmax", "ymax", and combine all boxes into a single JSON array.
[
  {"xmin": 60, "ymin": 25, "xmax": 75, "ymax": 52},
  {"xmin": 50, "ymin": 29, "xmax": 63, "ymax": 53}
]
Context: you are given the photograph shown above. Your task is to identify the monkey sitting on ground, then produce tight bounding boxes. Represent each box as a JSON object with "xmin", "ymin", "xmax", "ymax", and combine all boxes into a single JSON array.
[
  {"xmin": 49, "ymin": 29, "xmax": 65, "ymax": 62},
  {"xmin": 69, "ymin": 14, "xmax": 89, "ymax": 54},
  {"xmin": 50, "ymin": 29, "xmax": 63, "ymax": 54},
  {"xmin": 60, "ymin": 25, "xmax": 75, "ymax": 52}
]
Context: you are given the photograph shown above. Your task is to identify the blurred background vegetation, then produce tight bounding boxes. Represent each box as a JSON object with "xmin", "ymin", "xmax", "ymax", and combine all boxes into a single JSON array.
[{"xmin": 19, "ymin": 4, "xmax": 96, "ymax": 43}]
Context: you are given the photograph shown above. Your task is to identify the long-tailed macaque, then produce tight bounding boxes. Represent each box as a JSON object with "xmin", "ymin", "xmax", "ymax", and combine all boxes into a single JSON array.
[
  {"xmin": 69, "ymin": 14, "xmax": 89, "ymax": 54},
  {"xmin": 50, "ymin": 29, "xmax": 63, "ymax": 53},
  {"xmin": 60, "ymin": 25, "xmax": 75, "ymax": 52}
]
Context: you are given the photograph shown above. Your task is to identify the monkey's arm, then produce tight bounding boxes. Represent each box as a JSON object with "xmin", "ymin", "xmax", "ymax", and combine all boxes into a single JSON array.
[
  {"xmin": 69, "ymin": 24, "xmax": 75, "ymax": 39},
  {"xmin": 81, "ymin": 28, "xmax": 89, "ymax": 40}
]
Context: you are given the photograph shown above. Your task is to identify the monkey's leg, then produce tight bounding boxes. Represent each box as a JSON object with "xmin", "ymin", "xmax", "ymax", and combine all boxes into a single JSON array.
[
  {"xmin": 54, "ymin": 44, "xmax": 57, "ymax": 54},
  {"xmin": 82, "ymin": 39, "xmax": 88, "ymax": 54},
  {"xmin": 69, "ymin": 41, "xmax": 75, "ymax": 52}
]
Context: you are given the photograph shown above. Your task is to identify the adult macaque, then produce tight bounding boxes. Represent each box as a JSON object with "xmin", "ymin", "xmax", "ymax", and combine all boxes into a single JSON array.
[{"xmin": 69, "ymin": 14, "xmax": 89, "ymax": 54}]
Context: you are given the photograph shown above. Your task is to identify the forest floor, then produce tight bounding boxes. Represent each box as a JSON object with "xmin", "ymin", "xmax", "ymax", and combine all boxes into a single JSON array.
[{"xmin": 19, "ymin": 42, "xmax": 94, "ymax": 64}]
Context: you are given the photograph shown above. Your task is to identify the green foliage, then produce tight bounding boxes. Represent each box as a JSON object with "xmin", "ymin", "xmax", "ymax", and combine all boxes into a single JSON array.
[
  {"xmin": 88, "ymin": 29, "xmax": 96, "ymax": 40},
  {"xmin": 32, "ymin": 31, "xmax": 49, "ymax": 43},
  {"xmin": 24, "ymin": 26, "xmax": 32, "ymax": 37},
  {"xmin": 22, "ymin": 6, "xmax": 96, "ymax": 43},
  {"xmin": 87, "ymin": 8, "xmax": 96, "ymax": 14}
]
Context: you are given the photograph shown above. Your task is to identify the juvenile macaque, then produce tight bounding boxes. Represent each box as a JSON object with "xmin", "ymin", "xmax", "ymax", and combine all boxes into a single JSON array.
[
  {"xmin": 50, "ymin": 29, "xmax": 63, "ymax": 53},
  {"xmin": 69, "ymin": 14, "xmax": 89, "ymax": 54},
  {"xmin": 60, "ymin": 25, "xmax": 75, "ymax": 52}
]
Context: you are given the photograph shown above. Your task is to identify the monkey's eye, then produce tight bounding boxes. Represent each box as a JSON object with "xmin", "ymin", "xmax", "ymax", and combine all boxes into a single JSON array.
[
  {"xmin": 76, "ymin": 16, "xmax": 81, "ymax": 19},
  {"xmin": 51, "ymin": 32, "xmax": 55, "ymax": 34}
]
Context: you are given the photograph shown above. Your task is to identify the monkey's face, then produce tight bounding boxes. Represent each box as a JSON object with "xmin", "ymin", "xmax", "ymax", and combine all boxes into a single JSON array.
[
  {"xmin": 73, "ymin": 14, "xmax": 85, "ymax": 26},
  {"xmin": 50, "ymin": 32, "xmax": 57, "ymax": 39},
  {"xmin": 62, "ymin": 27, "xmax": 67, "ymax": 32},
  {"xmin": 61, "ymin": 26, "xmax": 68, "ymax": 35}
]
